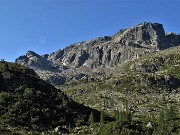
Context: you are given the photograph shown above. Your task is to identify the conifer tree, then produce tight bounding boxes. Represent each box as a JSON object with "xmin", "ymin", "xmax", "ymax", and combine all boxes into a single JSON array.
[
  {"xmin": 2, "ymin": 62, "xmax": 9, "ymax": 71},
  {"xmin": 88, "ymin": 112, "xmax": 95, "ymax": 124},
  {"xmin": 114, "ymin": 110, "xmax": 119, "ymax": 122},
  {"xmin": 100, "ymin": 110, "xmax": 105, "ymax": 124}
]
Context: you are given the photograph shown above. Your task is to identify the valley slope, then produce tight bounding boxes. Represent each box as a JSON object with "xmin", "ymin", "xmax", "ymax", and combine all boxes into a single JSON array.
[
  {"xmin": 0, "ymin": 62, "xmax": 100, "ymax": 134},
  {"xmin": 61, "ymin": 46, "xmax": 180, "ymax": 115},
  {"xmin": 5, "ymin": 22, "xmax": 180, "ymax": 134}
]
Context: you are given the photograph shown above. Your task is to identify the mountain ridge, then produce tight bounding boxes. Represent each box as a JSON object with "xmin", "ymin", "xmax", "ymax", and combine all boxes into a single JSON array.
[
  {"xmin": 7, "ymin": 22, "xmax": 180, "ymax": 134},
  {"xmin": 16, "ymin": 22, "xmax": 180, "ymax": 86}
]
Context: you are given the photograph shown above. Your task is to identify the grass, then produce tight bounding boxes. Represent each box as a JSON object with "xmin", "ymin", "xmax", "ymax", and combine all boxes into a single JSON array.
[{"xmin": 59, "ymin": 46, "xmax": 180, "ymax": 118}]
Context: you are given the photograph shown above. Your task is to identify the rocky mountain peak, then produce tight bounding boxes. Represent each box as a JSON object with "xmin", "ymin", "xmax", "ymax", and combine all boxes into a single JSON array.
[
  {"xmin": 16, "ymin": 22, "xmax": 180, "ymax": 86},
  {"xmin": 113, "ymin": 22, "xmax": 166, "ymax": 49},
  {"xmin": 166, "ymin": 32, "xmax": 180, "ymax": 47},
  {"xmin": 16, "ymin": 50, "xmax": 54, "ymax": 71},
  {"xmin": 26, "ymin": 50, "xmax": 39, "ymax": 56}
]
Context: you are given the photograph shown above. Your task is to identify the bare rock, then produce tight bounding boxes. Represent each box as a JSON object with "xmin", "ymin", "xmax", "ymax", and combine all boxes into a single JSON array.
[{"xmin": 16, "ymin": 22, "xmax": 180, "ymax": 86}]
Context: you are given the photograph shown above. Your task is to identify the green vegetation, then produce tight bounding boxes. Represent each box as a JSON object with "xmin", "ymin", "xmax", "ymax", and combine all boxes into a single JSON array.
[
  {"xmin": 0, "ymin": 46, "xmax": 180, "ymax": 134},
  {"xmin": 89, "ymin": 112, "xmax": 95, "ymax": 124},
  {"xmin": 100, "ymin": 110, "xmax": 105, "ymax": 124},
  {"xmin": 59, "ymin": 46, "xmax": 180, "ymax": 134},
  {"xmin": 93, "ymin": 105, "xmax": 180, "ymax": 135},
  {"xmin": 0, "ymin": 62, "xmax": 101, "ymax": 134}
]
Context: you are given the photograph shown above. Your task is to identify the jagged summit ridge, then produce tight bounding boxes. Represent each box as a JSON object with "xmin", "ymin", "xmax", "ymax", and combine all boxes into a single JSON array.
[
  {"xmin": 16, "ymin": 22, "xmax": 180, "ymax": 85},
  {"xmin": 47, "ymin": 22, "xmax": 168, "ymax": 68},
  {"xmin": 113, "ymin": 22, "xmax": 166, "ymax": 49}
]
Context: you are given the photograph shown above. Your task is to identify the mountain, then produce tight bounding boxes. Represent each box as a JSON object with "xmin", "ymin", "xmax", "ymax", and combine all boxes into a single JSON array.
[
  {"xmin": 16, "ymin": 22, "xmax": 180, "ymax": 86},
  {"xmin": 60, "ymin": 46, "xmax": 180, "ymax": 135},
  {"xmin": 0, "ymin": 61, "xmax": 101, "ymax": 134},
  {"xmin": 5, "ymin": 22, "xmax": 180, "ymax": 134},
  {"xmin": 61, "ymin": 46, "xmax": 180, "ymax": 114}
]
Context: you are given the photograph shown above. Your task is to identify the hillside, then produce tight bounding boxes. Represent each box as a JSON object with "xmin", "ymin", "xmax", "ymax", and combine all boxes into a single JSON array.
[
  {"xmin": 13, "ymin": 22, "xmax": 180, "ymax": 134},
  {"xmin": 16, "ymin": 22, "xmax": 180, "ymax": 86},
  {"xmin": 60, "ymin": 46, "xmax": 180, "ymax": 114},
  {"xmin": 59, "ymin": 46, "xmax": 180, "ymax": 134},
  {"xmin": 0, "ymin": 61, "xmax": 101, "ymax": 134}
]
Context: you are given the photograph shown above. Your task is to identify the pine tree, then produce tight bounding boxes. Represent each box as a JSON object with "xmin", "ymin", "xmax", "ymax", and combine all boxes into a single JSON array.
[
  {"xmin": 114, "ymin": 110, "xmax": 119, "ymax": 122},
  {"xmin": 167, "ymin": 105, "xmax": 178, "ymax": 120},
  {"xmin": 100, "ymin": 110, "xmax": 105, "ymax": 124},
  {"xmin": 88, "ymin": 112, "xmax": 95, "ymax": 124},
  {"xmin": 2, "ymin": 62, "xmax": 9, "ymax": 71},
  {"xmin": 119, "ymin": 111, "xmax": 125, "ymax": 124},
  {"xmin": 126, "ymin": 110, "xmax": 132, "ymax": 124},
  {"xmin": 118, "ymin": 110, "xmax": 132, "ymax": 125},
  {"xmin": 0, "ymin": 58, "xmax": 5, "ymax": 62}
]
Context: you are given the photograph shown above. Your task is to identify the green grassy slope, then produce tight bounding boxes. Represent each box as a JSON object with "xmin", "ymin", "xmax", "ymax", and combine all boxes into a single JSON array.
[
  {"xmin": 60, "ymin": 46, "xmax": 180, "ymax": 134},
  {"xmin": 61, "ymin": 46, "xmax": 180, "ymax": 117}
]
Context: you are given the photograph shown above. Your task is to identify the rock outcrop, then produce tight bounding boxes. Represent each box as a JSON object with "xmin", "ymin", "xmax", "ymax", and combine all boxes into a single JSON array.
[{"xmin": 16, "ymin": 22, "xmax": 180, "ymax": 85}]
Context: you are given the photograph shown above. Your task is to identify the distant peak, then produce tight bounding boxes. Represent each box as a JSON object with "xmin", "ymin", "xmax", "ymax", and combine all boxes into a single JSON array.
[
  {"xmin": 133, "ymin": 22, "xmax": 164, "ymax": 30},
  {"xmin": 114, "ymin": 22, "xmax": 164, "ymax": 36},
  {"xmin": 27, "ymin": 50, "xmax": 36, "ymax": 54},
  {"xmin": 166, "ymin": 32, "xmax": 179, "ymax": 35},
  {"xmin": 138, "ymin": 22, "xmax": 161, "ymax": 25},
  {"xmin": 26, "ymin": 50, "xmax": 39, "ymax": 57},
  {"xmin": 137, "ymin": 22, "xmax": 162, "ymax": 26},
  {"xmin": 113, "ymin": 22, "xmax": 166, "ymax": 49}
]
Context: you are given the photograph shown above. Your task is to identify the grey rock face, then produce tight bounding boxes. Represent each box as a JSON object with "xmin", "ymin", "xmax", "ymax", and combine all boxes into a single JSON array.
[
  {"xmin": 166, "ymin": 32, "xmax": 180, "ymax": 47},
  {"xmin": 112, "ymin": 22, "xmax": 167, "ymax": 49},
  {"xmin": 16, "ymin": 22, "xmax": 180, "ymax": 85}
]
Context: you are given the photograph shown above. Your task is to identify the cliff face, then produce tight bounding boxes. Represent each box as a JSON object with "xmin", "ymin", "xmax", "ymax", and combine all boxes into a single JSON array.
[
  {"xmin": 16, "ymin": 22, "xmax": 180, "ymax": 85},
  {"xmin": 60, "ymin": 46, "xmax": 180, "ymax": 115}
]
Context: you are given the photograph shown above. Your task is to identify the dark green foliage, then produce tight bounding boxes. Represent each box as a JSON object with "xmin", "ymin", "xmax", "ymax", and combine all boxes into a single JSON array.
[
  {"xmin": 3, "ymin": 63, "xmax": 8, "ymax": 71},
  {"xmin": 119, "ymin": 110, "xmax": 132, "ymax": 125},
  {"xmin": 96, "ymin": 106, "xmax": 180, "ymax": 135},
  {"xmin": 114, "ymin": 110, "xmax": 132, "ymax": 125},
  {"xmin": 95, "ymin": 122, "xmax": 136, "ymax": 135},
  {"xmin": 154, "ymin": 105, "xmax": 180, "ymax": 135},
  {"xmin": 89, "ymin": 112, "xmax": 95, "ymax": 124},
  {"xmin": 0, "ymin": 62, "xmax": 100, "ymax": 132},
  {"xmin": 0, "ymin": 62, "xmax": 9, "ymax": 71},
  {"xmin": 114, "ymin": 110, "xmax": 119, "ymax": 121},
  {"xmin": 100, "ymin": 110, "xmax": 105, "ymax": 124}
]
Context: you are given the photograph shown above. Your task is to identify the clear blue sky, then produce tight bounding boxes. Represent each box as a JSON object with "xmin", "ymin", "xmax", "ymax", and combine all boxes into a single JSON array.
[{"xmin": 0, "ymin": 0, "xmax": 180, "ymax": 62}]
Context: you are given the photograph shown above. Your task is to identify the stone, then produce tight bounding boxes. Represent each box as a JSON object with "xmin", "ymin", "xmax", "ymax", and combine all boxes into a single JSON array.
[{"xmin": 16, "ymin": 22, "xmax": 180, "ymax": 86}]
